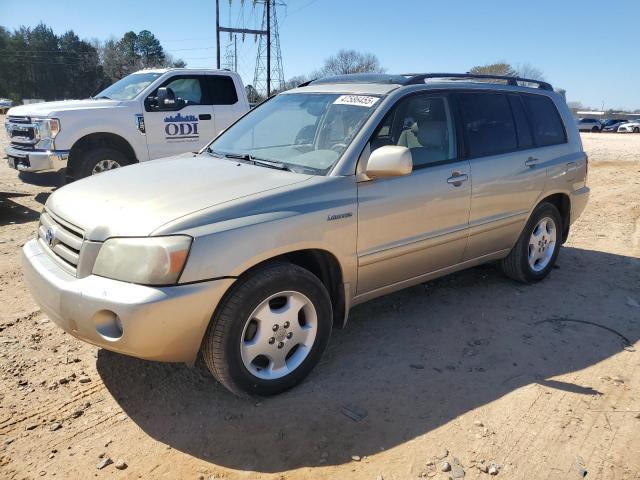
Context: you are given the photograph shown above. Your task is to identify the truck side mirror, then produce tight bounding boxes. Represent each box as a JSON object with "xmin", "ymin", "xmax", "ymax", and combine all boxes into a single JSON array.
[{"xmin": 157, "ymin": 87, "xmax": 176, "ymax": 110}]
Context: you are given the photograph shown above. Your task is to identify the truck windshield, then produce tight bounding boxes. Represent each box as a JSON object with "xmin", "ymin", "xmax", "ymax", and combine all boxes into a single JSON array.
[
  {"xmin": 94, "ymin": 72, "xmax": 162, "ymax": 101},
  {"xmin": 208, "ymin": 92, "xmax": 381, "ymax": 175}
]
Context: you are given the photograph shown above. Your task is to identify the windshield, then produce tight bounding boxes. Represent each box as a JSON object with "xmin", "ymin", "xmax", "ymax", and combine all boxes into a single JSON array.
[
  {"xmin": 94, "ymin": 72, "xmax": 162, "ymax": 100},
  {"xmin": 208, "ymin": 92, "xmax": 381, "ymax": 174}
]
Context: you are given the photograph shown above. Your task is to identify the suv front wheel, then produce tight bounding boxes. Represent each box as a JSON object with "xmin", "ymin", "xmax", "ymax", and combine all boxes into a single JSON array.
[
  {"xmin": 500, "ymin": 202, "xmax": 562, "ymax": 283},
  {"xmin": 201, "ymin": 262, "xmax": 333, "ymax": 396}
]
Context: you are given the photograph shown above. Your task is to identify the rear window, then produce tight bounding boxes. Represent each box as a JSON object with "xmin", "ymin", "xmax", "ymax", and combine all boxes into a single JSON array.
[
  {"xmin": 458, "ymin": 92, "xmax": 517, "ymax": 158},
  {"xmin": 204, "ymin": 75, "xmax": 239, "ymax": 105},
  {"xmin": 521, "ymin": 95, "xmax": 566, "ymax": 147}
]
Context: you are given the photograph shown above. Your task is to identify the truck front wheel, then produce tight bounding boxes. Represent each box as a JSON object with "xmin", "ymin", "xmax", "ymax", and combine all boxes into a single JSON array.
[{"xmin": 78, "ymin": 147, "xmax": 131, "ymax": 179}]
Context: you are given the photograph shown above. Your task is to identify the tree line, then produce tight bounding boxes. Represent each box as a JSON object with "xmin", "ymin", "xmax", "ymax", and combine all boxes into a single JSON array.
[
  {"xmin": 0, "ymin": 25, "xmax": 579, "ymax": 110},
  {"xmin": 0, "ymin": 23, "xmax": 184, "ymax": 103},
  {"xmin": 261, "ymin": 53, "xmax": 557, "ymax": 102}
]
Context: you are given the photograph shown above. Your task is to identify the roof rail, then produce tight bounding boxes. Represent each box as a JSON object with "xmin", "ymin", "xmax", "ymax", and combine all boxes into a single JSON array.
[
  {"xmin": 402, "ymin": 72, "xmax": 554, "ymax": 91},
  {"xmin": 296, "ymin": 79, "xmax": 315, "ymax": 88}
]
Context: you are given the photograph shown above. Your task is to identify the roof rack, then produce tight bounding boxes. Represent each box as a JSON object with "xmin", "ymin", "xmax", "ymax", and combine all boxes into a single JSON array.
[
  {"xmin": 309, "ymin": 73, "xmax": 411, "ymax": 85},
  {"xmin": 402, "ymin": 73, "xmax": 554, "ymax": 91}
]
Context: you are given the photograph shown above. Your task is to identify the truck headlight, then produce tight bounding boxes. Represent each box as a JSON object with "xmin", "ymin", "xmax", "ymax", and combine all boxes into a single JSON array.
[
  {"xmin": 93, "ymin": 236, "xmax": 192, "ymax": 285},
  {"xmin": 33, "ymin": 117, "xmax": 61, "ymax": 140}
]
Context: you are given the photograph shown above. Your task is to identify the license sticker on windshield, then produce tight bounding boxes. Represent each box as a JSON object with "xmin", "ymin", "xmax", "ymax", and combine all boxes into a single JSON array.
[{"xmin": 333, "ymin": 95, "xmax": 379, "ymax": 107}]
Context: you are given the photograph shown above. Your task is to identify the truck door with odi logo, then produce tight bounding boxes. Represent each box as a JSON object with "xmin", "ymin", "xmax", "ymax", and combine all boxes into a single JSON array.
[{"xmin": 143, "ymin": 75, "xmax": 216, "ymax": 159}]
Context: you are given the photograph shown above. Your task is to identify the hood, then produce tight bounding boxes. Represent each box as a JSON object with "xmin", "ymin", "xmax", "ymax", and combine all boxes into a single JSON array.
[
  {"xmin": 47, "ymin": 155, "xmax": 312, "ymax": 240},
  {"xmin": 8, "ymin": 99, "xmax": 122, "ymax": 117}
]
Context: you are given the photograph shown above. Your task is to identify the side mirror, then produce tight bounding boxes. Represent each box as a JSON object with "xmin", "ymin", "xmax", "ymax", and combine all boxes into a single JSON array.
[
  {"xmin": 156, "ymin": 87, "xmax": 176, "ymax": 110},
  {"xmin": 365, "ymin": 145, "xmax": 413, "ymax": 179}
]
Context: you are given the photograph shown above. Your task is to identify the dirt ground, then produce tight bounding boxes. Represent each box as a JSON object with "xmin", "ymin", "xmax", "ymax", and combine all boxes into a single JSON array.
[{"xmin": 0, "ymin": 121, "xmax": 639, "ymax": 480}]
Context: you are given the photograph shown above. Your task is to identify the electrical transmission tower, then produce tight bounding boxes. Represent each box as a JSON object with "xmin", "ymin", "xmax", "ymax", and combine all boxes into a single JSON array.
[
  {"xmin": 215, "ymin": 0, "xmax": 285, "ymax": 97},
  {"xmin": 253, "ymin": 0, "xmax": 285, "ymax": 96}
]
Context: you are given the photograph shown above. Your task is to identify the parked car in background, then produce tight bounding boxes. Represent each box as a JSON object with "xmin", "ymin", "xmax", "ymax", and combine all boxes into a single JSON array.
[
  {"xmin": 4, "ymin": 68, "xmax": 249, "ymax": 181},
  {"xmin": 0, "ymin": 98, "xmax": 12, "ymax": 114},
  {"xmin": 22, "ymin": 72, "xmax": 589, "ymax": 396},
  {"xmin": 576, "ymin": 118, "xmax": 601, "ymax": 132},
  {"xmin": 616, "ymin": 119, "xmax": 640, "ymax": 133},
  {"xmin": 601, "ymin": 118, "xmax": 628, "ymax": 132}
]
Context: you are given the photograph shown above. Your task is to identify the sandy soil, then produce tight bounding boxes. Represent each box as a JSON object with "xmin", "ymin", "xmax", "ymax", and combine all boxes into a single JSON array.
[{"xmin": 1, "ymin": 124, "xmax": 639, "ymax": 480}]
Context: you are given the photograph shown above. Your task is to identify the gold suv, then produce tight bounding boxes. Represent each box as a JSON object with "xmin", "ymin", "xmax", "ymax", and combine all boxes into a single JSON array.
[{"xmin": 22, "ymin": 73, "xmax": 589, "ymax": 396}]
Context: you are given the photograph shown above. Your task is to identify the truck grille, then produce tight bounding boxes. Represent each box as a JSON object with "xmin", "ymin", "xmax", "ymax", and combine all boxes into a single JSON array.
[
  {"xmin": 6, "ymin": 115, "xmax": 38, "ymax": 148},
  {"xmin": 38, "ymin": 210, "xmax": 84, "ymax": 275},
  {"xmin": 7, "ymin": 115, "xmax": 31, "ymax": 124}
]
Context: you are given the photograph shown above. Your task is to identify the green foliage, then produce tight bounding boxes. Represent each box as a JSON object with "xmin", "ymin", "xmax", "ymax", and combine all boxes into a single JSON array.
[
  {"xmin": 468, "ymin": 62, "xmax": 518, "ymax": 77},
  {"xmin": 0, "ymin": 23, "xmax": 186, "ymax": 102}
]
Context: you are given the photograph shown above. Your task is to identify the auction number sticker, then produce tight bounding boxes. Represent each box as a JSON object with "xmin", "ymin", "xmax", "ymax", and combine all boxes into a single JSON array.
[{"xmin": 333, "ymin": 95, "xmax": 380, "ymax": 107}]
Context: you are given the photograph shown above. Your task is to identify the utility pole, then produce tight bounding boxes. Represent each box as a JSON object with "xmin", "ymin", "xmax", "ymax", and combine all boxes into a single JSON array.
[
  {"xmin": 266, "ymin": 0, "xmax": 271, "ymax": 96},
  {"xmin": 216, "ymin": 0, "xmax": 268, "ymax": 69},
  {"xmin": 216, "ymin": 0, "xmax": 220, "ymax": 69}
]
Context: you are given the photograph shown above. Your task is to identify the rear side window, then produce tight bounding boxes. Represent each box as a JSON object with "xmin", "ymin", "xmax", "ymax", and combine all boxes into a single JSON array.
[
  {"xmin": 204, "ymin": 75, "xmax": 239, "ymax": 105},
  {"xmin": 458, "ymin": 92, "xmax": 517, "ymax": 158},
  {"xmin": 521, "ymin": 95, "xmax": 566, "ymax": 147},
  {"xmin": 507, "ymin": 94, "xmax": 533, "ymax": 149}
]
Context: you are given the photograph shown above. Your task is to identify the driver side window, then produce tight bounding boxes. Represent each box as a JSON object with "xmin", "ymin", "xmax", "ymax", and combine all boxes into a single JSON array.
[
  {"xmin": 370, "ymin": 94, "xmax": 457, "ymax": 169},
  {"xmin": 163, "ymin": 77, "xmax": 202, "ymax": 105}
]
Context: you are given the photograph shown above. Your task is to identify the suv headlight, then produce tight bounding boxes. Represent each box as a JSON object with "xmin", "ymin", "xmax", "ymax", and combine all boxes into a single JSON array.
[
  {"xmin": 33, "ymin": 117, "xmax": 61, "ymax": 140},
  {"xmin": 93, "ymin": 236, "xmax": 192, "ymax": 285}
]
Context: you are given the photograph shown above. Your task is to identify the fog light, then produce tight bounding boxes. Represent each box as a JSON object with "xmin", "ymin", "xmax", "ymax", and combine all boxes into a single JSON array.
[{"xmin": 93, "ymin": 310, "xmax": 124, "ymax": 341}]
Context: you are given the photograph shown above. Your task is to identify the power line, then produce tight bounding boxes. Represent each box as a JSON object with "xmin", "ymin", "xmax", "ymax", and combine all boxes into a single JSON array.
[{"xmin": 284, "ymin": 0, "xmax": 319, "ymax": 17}]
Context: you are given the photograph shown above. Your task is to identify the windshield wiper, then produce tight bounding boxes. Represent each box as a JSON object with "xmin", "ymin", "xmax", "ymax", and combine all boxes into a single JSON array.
[
  {"xmin": 93, "ymin": 95, "xmax": 111, "ymax": 100},
  {"xmin": 220, "ymin": 152, "xmax": 292, "ymax": 171},
  {"xmin": 252, "ymin": 158, "xmax": 292, "ymax": 171}
]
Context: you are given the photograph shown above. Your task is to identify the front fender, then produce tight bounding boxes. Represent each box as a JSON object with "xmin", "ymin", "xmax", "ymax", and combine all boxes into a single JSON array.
[{"xmin": 170, "ymin": 177, "xmax": 359, "ymax": 293}]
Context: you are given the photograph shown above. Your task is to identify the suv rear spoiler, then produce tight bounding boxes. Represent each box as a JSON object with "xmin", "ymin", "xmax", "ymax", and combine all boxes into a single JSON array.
[{"xmin": 402, "ymin": 73, "xmax": 554, "ymax": 91}]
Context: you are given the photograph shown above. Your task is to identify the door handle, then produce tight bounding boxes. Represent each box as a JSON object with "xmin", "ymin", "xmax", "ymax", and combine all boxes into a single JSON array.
[
  {"xmin": 525, "ymin": 156, "xmax": 540, "ymax": 168},
  {"xmin": 446, "ymin": 173, "xmax": 468, "ymax": 186},
  {"xmin": 199, "ymin": 114, "xmax": 212, "ymax": 120}
]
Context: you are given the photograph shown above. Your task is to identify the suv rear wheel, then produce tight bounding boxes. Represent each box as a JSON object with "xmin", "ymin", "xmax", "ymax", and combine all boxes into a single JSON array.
[
  {"xmin": 201, "ymin": 262, "xmax": 333, "ymax": 396},
  {"xmin": 500, "ymin": 202, "xmax": 562, "ymax": 283},
  {"xmin": 591, "ymin": 125, "xmax": 600, "ymax": 132}
]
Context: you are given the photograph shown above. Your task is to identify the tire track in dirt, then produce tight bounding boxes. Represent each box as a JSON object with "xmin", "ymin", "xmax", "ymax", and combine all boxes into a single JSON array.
[{"xmin": 0, "ymin": 383, "xmax": 103, "ymax": 434}]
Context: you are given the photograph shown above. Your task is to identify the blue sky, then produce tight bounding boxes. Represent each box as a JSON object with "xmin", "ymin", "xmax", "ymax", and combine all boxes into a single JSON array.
[{"xmin": 1, "ymin": 0, "xmax": 638, "ymax": 110}]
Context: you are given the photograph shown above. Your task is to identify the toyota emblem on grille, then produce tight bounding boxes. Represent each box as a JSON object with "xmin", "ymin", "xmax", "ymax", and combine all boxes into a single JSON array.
[{"xmin": 45, "ymin": 227, "xmax": 56, "ymax": 246}]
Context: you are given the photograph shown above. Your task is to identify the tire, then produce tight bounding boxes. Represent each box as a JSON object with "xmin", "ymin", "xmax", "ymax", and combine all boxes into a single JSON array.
[
  {"xmin": 201, "ymin": 262, "xmax": 333, "ymax": 396},
  {"xmin": 634, "ymin": 127, "xmax": 639, "ymax": 134},
  {"xmin": 78, "ymin": 147, "xmax": 130, "ymax": 179},
  {"xmin": 500, "ymin": 202, "xmax": 563, "ymax": 284},
  {"xmin": 591, "ymin": 126, "xmax": 599, "ymax": 132}
]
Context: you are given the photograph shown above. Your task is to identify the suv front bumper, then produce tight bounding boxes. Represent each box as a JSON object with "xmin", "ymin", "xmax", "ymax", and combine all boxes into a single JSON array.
[
  {"xmin": 5, "ymin": 145, "xmax": 69, "ymax": 172},
  {"xmin": 22, "ymin": 238, "xmax": 235, "ymax": 363}
]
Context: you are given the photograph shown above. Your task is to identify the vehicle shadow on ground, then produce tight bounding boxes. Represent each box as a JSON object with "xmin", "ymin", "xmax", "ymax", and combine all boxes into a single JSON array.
[
  {"xmin": 0, "ymin": 192, "xmax": 41, "ymax": 225},
  {"xmin": 96, "ymin": 246, "xmax": 640, "ymax": 473}
]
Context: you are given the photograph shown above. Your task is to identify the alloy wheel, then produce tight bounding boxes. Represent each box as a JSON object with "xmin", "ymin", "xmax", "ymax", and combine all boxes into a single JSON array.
[
  {"xmin": 528, "ymin": 216, "xmax": 557, "ymax": 272},
  {"xmin": 91, "ymin": 159, "xmax": 121, "ymax": 175},
  {"xmin": 240, "ymin": 291, "xmax": 317, "ymax": 380}
]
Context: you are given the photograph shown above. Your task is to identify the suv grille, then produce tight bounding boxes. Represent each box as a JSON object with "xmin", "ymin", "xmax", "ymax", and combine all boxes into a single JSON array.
[{"xmin": 38, "ymin": 211, "xmax": 84, "ymax": 275}]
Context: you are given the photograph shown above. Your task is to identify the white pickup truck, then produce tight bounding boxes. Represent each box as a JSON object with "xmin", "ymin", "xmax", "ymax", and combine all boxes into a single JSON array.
[{"xmin": 4, "ymin": 68, "xmax": 249, "ymax": 180}]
